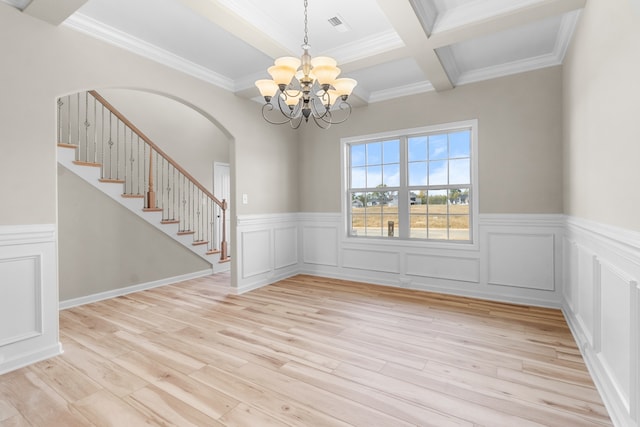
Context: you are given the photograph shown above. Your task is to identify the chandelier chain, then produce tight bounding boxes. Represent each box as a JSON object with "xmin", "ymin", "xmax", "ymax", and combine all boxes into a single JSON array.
[{"xmin": 303, "ymin": 0, "xmax": 309, "ymax": 46}]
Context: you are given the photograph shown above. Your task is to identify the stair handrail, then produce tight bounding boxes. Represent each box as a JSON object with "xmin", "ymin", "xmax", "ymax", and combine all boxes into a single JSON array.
[
  {"xmin": 89, "ymin": 91, "xmax": 226, "ymax": 210},
  {"xmin": 88, "ymin": 90, "xmax": 229, "ymax": 262}
]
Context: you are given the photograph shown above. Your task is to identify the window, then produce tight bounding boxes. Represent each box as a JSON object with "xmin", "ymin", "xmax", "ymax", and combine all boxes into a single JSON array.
[{"xmin": 344, "ymin": 120, "xmax": 477, "ymax": 243}]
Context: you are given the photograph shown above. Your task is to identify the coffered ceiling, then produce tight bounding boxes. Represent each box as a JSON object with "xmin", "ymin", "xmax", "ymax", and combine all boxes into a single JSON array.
[{"xmin": 3, "ymin": 0, "xmax": 586, "ymax": 104}]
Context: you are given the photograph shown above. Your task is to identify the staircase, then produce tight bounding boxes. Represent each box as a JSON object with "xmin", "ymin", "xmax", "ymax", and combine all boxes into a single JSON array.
[{"xmin": 56, "ymin": 90, "xmax": 229, "ymax": 266}]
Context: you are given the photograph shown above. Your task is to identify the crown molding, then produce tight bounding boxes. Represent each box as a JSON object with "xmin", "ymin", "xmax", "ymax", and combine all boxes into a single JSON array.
[
  {"xmin": 435, "ymin": 46, "xmax": 460, "ymax": 86},
  {"xmin": 455, "ymin": 10, "xmax": 579, "ymax": 86},
  {"xmin": 434, "ymin": 0, "xmax": 541, "ymax": 33},
  {"xmin": 553, "ymin": 10, "xmax": 581, "ymax": 64},
  {"xmin": 324, "ymin": 30, "xmax": 405, "ymax": 64},
  {"xmin": 368, "ymin": 80, "xmax": 434, "ymax": 104},
  {"xmin": 63, "ymin": 13, "xmax": 235, "ymax": 91},
  {"xmin": 408, "ymin": 0, "xmax": 437, "ymax": 35},
  {"xmin": 456, "ymin": 51, "xmax": 561, "ymax": 86}
]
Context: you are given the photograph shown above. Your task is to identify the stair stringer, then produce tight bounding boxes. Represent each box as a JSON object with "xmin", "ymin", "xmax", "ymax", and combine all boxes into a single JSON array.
[{"xmin": 57, "ymin": 145, "xmax": 229, "ymax": 273}]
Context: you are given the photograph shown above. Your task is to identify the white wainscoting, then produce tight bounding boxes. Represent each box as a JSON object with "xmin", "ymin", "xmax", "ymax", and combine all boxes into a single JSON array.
[
  {"xmin": 563, "ymin": 217, "xmax": 640, "ymax": 427},
  {"xmin": 235, "ymin": 214, "xmax": 301, "ymax": 294},
  {"xmin": 0, "ymin": 224, "xmax": 62, "ymax": 375},
  {"xmin": 236, "ymin": 212, "xmax": 564, "ymax": 307}
]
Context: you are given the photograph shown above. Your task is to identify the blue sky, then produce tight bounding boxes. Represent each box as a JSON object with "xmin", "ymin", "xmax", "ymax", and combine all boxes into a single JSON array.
[{"xmin": 350, "ymin": 130, "xmax": 471, "ymax": 189}]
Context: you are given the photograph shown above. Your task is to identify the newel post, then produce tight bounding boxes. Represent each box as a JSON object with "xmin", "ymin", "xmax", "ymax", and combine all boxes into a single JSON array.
[
  {"xmin": 220, "ymin": 199, "xmax": 229, "ymax": 262},
  {"xmin": 146, "ymin": 150, "xmax": 156, "ymax": 209}
]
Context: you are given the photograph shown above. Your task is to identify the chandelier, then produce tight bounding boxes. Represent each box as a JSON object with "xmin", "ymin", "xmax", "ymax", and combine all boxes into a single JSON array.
[{"xmin": 255, "ymin": 0, "xmax": 357, "ymax": 129}]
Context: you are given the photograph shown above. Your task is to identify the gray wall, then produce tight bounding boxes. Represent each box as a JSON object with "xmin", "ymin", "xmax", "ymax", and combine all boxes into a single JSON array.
[
  {"xmin": 563, "ymin": 0, "xmax": 640, "ymax": 232},
  {"xmin": 0, "ymin": 3, "xmax": 298, "ymax": 225},
  {"xmin": 98, "ymin": 88, "xmax": 231, "ymax": 192},
  {"xmin": 58, "ymin": 165, "xmax": 210, "ymax": 301},
  {"xmin": 298, "ymin": 67, "xmax": 564, "ymax": 214},
  {"xmin": 0, "ymin": 4, "xmax": 299, "ymax": 288}
]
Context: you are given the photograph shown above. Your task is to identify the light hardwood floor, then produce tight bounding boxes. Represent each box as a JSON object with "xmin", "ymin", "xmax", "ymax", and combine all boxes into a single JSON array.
[{"xmin": 0, "ymin": 274, "xmax": 612, "ymax": 427}]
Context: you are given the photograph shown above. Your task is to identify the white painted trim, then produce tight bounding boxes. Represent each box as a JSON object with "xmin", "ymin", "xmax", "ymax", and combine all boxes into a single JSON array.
[
  {"xmin": 323, "ymin": 30, "xmax": 405, "ymax": 64},
  {"xmin": 0, "ymin": 223, "xmax": 55, "ymax": 245},
  {"xmin": 563, "ymin": 215, "xmax": 640, "ymax": 427},
  {"xmin": 0, "ymin": 343, "xmax": 63, "ymax": 376},
  {"xmin": 59, "ymin": 269, "xmax": 214, "ymax": 310},
  {"xmin": 235, "ymin": 212, "xmax": 563, "ymax": 307},
  {"xmin": 0, "ymin": 224, "xmax": 61, "ymax": 375},
  {"xmin": 368, "ymin": 81, "xmax": 435, "ymax": 104},
  {"xmin": 63, "ymin": 14, "xmax": 235, "ymax": 91}
]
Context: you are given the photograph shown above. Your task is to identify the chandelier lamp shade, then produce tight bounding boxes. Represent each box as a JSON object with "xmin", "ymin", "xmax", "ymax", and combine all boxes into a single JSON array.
[{"xmin": 255, "ymin": 0, "xmax": 357, "ymax": 129}]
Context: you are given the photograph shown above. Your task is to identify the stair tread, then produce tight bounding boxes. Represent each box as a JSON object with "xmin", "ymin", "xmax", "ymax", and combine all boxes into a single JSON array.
[
  {"xmin": 57, "ymin": 143, "xmax": 77, "ymax": 149},
  {"xmin": 99, "ymin": 178, "xmax": 125, "ymax": 184},
  {"xmin": 143, "ymin": 207, "xmax": 163, "ymax": 212},
  {"xmin": 73, "ymin": 160, "xmax": 101, "ymax": 168},
  {"xmin": 161, "ymin": 220, "xmax": 180, "ymax": 224},
  {"xmin": 192, "ymin": 240, "xmax": 208, "ymax": 246},
  {"xmin": 122, "ymin": 194, "xmax": 144, "ymax": 198},
  {"xmin": 177, "ymin": 230, "xmax": 195, "ymax": 235}
]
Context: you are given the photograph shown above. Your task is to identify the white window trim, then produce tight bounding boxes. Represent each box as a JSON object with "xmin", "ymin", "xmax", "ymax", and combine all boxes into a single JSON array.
[{"xmin": 340, "ymin": 119, "xmax": 479, "ymax": 250}]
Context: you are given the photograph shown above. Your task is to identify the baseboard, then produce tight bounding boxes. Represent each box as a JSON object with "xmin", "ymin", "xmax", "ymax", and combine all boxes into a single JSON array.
[
  {"xmin": 563, "ymin": 305, "xmax": 634, "ymax": 427},
  {"xmin": 0, "ymin": 342, "xmax": 63, "ymax": 376},
  {"xmin": 59, "ymin": 269, "xmax": 214, "ymax": 309}
]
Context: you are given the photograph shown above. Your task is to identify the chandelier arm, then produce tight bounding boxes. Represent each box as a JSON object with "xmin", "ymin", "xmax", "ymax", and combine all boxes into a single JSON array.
[
  {"xmin": 290, "ymin": 115, "xmax": 304, "ymax": 129},
  {"xmin": 261, "ymin": 103, "xmax": 296, "ymax": 125},
  {"xmin": 311, "ymin": 113, "xmax": 332, "ymax": 129},
  {"xmin": 275, "ymin": 91, "xmax": 303, "ymax": 119},
  {"xmin": 308, "ymin": 96, "xmax": 331, "ymax": 121},
  {"xmin": 325, "ymin": 101, "xmax": 352, "ymax": 125}
]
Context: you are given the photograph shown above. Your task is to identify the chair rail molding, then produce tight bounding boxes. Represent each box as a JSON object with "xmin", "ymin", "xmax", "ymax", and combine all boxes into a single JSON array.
[{"xmin": 0, "ymin": 224, "xmax": 62, "ymax": 375}]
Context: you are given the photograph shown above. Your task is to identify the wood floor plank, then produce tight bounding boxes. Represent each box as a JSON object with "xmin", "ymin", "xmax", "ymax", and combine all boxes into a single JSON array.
[
  {"xmin": 126, "ymin": 384, "xmax": 225, "ymax": 427},
  {"xmin": 0, "ymin": 273, "xmax": 612, "ymax": 426},
  {"xmin": 191, "ymin": 364, "xmax": 354, "ymax": 427},
  {"xmin": 28, "ymin": 357, "xmax": 102, "ymax": 403},
  {"xmin": 279, "ymin": 360, "xmax": 474, "ymax": 427},
  {"xmin": 71, "ymin": 389, "xmax": 158, "ymax": 427},
  {"xmin": 0, "ymin": 414, "xmax": 33, "ymax": 427},
  {"xmin": 0, "ymin": 370, "xmax": 91, "ymax": 427},
  {"xmin": 234, "ymin": 362, "xmax": 416, "ymax": 427}
]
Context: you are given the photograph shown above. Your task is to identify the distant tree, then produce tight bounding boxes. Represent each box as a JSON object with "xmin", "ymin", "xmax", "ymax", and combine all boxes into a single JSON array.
[
  {"xmin": 427, "ymin": 194, "xmax": 447, "ymax": 205},
  {"xmin": 373, "ymin": 184, "xmax": 392, "ymax": 205},
  {"xmin": 449, "ymin": 189, "xmax": 461, "ymax": 204}
]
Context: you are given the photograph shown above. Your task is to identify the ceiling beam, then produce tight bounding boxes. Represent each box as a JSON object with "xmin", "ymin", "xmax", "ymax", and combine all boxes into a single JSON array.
[
  {"xmin": 23, "ymin": 0, "xmax": 87, "ymax": 25},
  {"xmin": 376, "ymin": 0, "xmax": 453, "ymax": 91},
  {"xmin": 428, "ymin": 0, "xmax": 587, "ymax": 48},
  {"xmin": 177, "ymin": 0, "xmax": 292, "ymax": 60}
]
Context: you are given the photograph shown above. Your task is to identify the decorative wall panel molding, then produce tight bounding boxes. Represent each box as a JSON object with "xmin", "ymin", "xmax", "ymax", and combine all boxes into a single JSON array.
[
  {"xmin": 302, "ymin": 226, "xmax": 338, "ymax": 267},
  {"xmin": 0, "ymin": 255, "xmax": 42, "ymax": 347},
  {"xmin": 235, "ymin": 214, "xmax": 301, "ymax": 294},
  {"xmin": 0, "ymin": 224, "xmax": 62, "ymax": 375},
  {"xmin": 563, "ymin": 216, "xmax": 640, "ymax": 427},
  {"xmin": 274, "ymin": 226, "xmax": 298, "ymax": 270},
  {"xmin": 342, "ymin": 248, "xmax": 400, "ymax": 274},
  {"xmin": 487, "ymin": 232, "xmax": 555, "ymax": 290},
  {"xmin": 405, "ymin": 252, "xmax": 479, "ymax": 283}
]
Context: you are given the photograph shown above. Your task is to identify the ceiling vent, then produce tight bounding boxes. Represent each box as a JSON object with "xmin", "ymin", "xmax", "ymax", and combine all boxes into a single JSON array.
[{"xmin": 328, "ymin": 15, "xmax": 350, "ymax": 33}]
